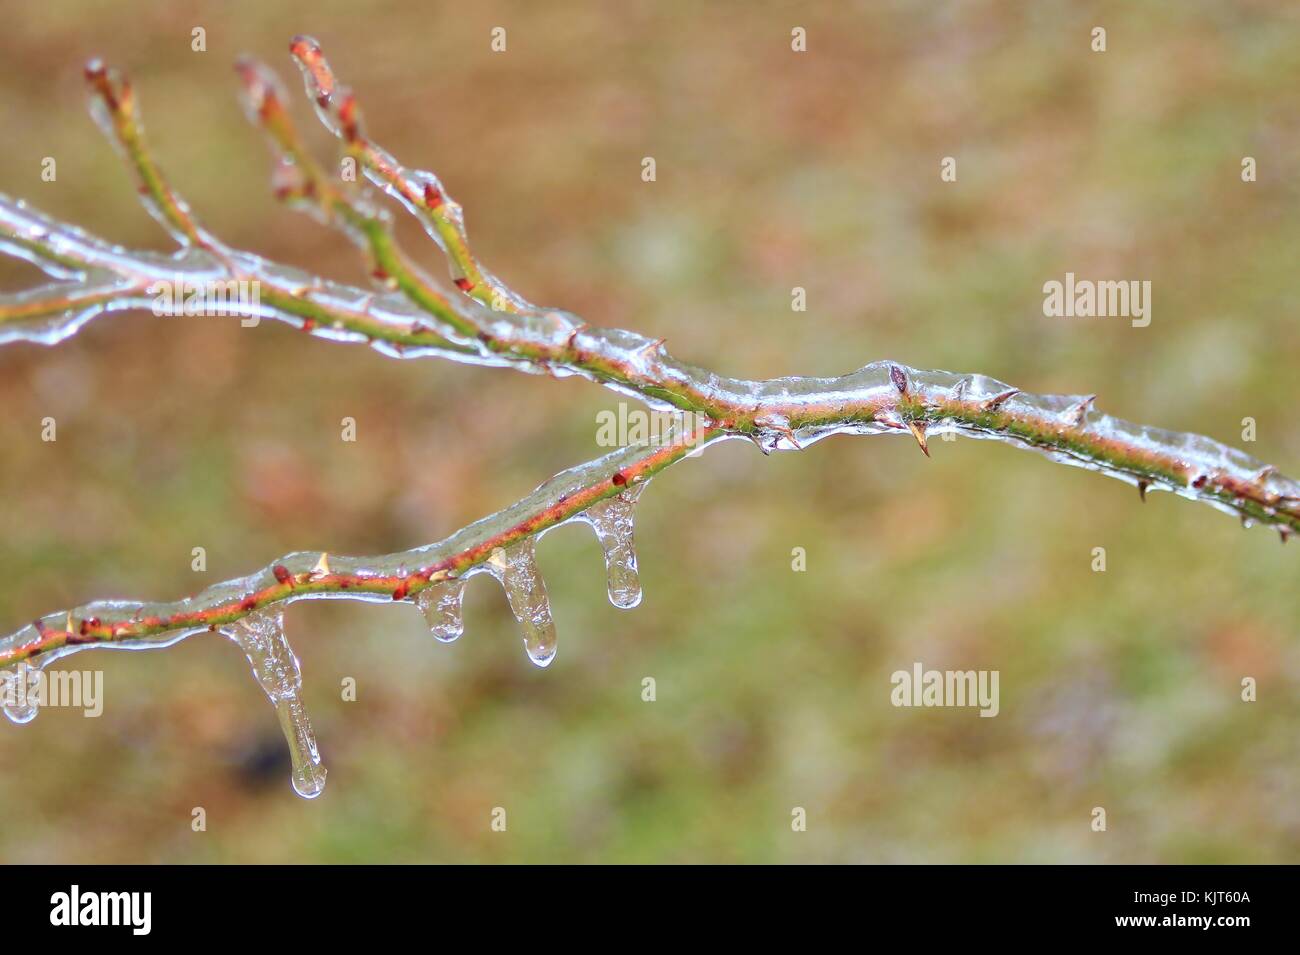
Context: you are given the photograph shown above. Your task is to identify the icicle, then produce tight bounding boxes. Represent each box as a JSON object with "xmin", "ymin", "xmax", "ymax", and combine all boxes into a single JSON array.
[
  {"xmin": 1, "ymin": 659, "xmax": 45, "ymax": 724},
  {"xmin": 485, "ymin": 541, "xmax": 557, "ymax": 667},
  {"xmin": 415, "ymin": 576, "xmax": 467, "ymax": 642},
  {"xmin": 221, "ymin": 609, "xmax": 326, "ymax": 799},
  {"xmin": 577, "ymin": 485, "xmax": 646, "ymax": 609}
]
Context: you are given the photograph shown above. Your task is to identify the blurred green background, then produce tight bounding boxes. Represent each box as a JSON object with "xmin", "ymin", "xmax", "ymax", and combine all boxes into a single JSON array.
[{"xmin": 1, "ymin": 0, "xmax": 1298, "ymax": 863}]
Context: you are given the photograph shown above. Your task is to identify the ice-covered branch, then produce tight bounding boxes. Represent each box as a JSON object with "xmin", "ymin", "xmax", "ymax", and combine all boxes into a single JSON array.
[
  {"xmin": 0, "ymin": 427, "xmax": 713, "ymax": 672},
  {"xmin": 3, "ymin": 37, "xmax": 1297, "ymax": 797},
  {"xmin": 0, "ymin": 427, "xmax": 714, "ymax": 793},
  {"xmin": 2, "ymin": 41, "xmax": 1295, "ymax": 541},
  {"xmin": 285, "ymin": 36, "xmax": 538, "ymax": 316}
]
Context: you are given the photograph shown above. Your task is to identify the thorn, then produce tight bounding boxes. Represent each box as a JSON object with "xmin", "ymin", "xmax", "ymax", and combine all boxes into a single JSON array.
[
  {"xmin": 889, "ymin": 364, "xmax": 909, "ymax": 396},
  {"xmin": 65, "ymin": 613, "xmax": 75, "ymax": 635},
  {"xmin": 950, "ymin": 376, "xmax": 971, "ymax": 400},
  {"xmin": 1137, "ymin": 480, "xmax": 1149, "ymax": 502},
  {"xmin": 747, "ymin": 432, "xmax": 771, "ymax": 456},
  {"xmin": 981, "ymin": 389, "xmax": 1019, "ymax": 412},
  {"xmin": 1065, "ymin": 395, "xmax": 1096, "ymax": 428},
  {"xmin": 1281, "ymin": 526, "xmax": 1292, "ymax": 545},
  {"xmin": 453, "ymin": 276, "xmax": 475, "ymax": 292},
  {"xmin": 423, "ymin": 183, "xmax": 444, "ymax": 209},
  {"xmin": 565, "ymin": 322, "xmax": 589, "ymax": 350},
  {"xmin": 754, "ymin": 414, "xmax": 801, "ymax": 450},
  {"xmin": 906, "ymin": 421, "xmax": 931, "ymax": 457},
  {"xmin": 272, "ymin": 564, "xmax": 293, "ymax": 588},
  {"xmin": 1255, "ymin": 465, "xmax": 1277, "ymax": 483},
  {"xmin": 635, "ymin": 337, "xmax": 666, "ymax": 362}
]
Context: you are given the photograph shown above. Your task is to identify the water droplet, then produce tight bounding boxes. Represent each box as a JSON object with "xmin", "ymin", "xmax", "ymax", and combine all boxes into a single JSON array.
[
  {"xmin": 577, "ymin": 485, "xmax": 646, "ymax": 609},
  {"xmin": 415, "ymin": 577, "xmax": 467, "ymax": 642},
  {"xmin": 485, "ymin": 541, "xmax": 557, "ymax": 667},
  {"xmin": 221, "ymin": 609, "xmax": 326, "ymax": 799},
  {"xmin": 276, "ymin": 695, "xmax": 327, "ymax": 799}
]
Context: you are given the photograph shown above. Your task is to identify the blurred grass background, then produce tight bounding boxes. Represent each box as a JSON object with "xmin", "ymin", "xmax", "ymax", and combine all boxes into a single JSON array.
[{"xmin": 1, "ymin": 0, "xmax": 1299, "ymax": 862}]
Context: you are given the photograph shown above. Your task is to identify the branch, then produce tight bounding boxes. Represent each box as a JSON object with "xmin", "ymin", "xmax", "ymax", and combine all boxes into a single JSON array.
[
  {"xmin": 1, "ymin": 427, "xmax": 715, "ymax": 672},
  {"xmin": 1, "ymin": 42, "xmax": 1295, "ymax": 542}
]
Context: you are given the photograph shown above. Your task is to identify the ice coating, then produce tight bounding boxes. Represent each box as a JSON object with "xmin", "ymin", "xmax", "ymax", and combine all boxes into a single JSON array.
[
  {"xmin": 222, "ymin": 609, "xmax": 326, "ymax": 799},
  {"xmin": 415, "ymin": 577, "xmax": 467, "ymax": 642},
  {"xmin": 484, "ymin": 541, "xmax": 558, "ymax": 667},
  {"xmin": 574, "ymin": 484, "xmax": 647, "ymax": 609}
]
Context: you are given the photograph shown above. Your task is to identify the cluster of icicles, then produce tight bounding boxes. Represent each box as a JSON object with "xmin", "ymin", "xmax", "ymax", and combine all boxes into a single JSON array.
[
  {"xmin": 0, "ymin": 473, "xmax": 648, "ymax": 799},
  {"xmin": 415, "ymin": 485, "xmax": 646, "ymax": 659}
]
